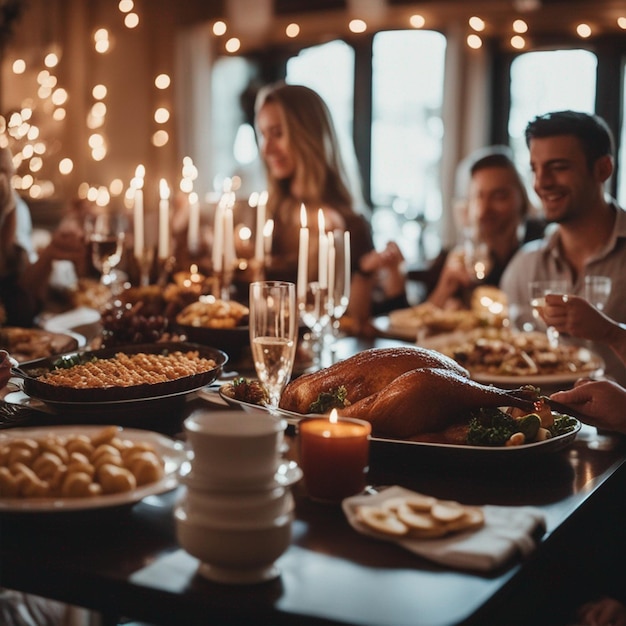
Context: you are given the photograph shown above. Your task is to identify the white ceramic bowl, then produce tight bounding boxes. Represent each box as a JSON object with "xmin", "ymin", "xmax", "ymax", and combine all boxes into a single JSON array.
[
  {"xmin": 181, "ymin": 484, "xmax": 294, "ymax": 526},
  {"xmin": 175, "ymin": 505, "xmax": 293, "ymax": 583},
  {"xmin": 184, "ymin": 410, "xmax": 286, "ymax": 487}
]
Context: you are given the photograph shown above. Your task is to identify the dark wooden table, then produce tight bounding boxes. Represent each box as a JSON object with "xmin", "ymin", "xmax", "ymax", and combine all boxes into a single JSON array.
[{"xmin": 1, "ymin": 336, "xmax": 625, "ymax": 626}]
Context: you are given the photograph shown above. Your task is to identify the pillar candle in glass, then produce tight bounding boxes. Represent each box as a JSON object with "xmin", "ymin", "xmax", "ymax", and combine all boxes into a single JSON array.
[{"xmin": 298, "ymin": 409, "xmax": 371, "ymax": 503}]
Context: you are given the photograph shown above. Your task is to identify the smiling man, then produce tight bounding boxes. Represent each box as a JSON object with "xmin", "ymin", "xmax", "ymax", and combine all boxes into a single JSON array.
[{"xmin": 500, "ymin": 110, "xmax": 626, "ymax": 385}]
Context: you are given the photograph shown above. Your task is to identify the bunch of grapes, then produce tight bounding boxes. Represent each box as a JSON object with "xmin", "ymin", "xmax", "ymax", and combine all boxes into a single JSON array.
[{"xmin": 100, "ymin": 301, "xmax": 168, "ymax": 347}]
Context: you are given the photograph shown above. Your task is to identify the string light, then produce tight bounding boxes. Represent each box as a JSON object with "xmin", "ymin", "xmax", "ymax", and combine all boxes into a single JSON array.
[
  {"xmin": 469, "ymin": 16, "xmax": 485, "ymax": 32},
  {"xmin": 409, "ymin": 14, "xmax": 425, "ymax": 29},
  {"xmin": 513, "ymin": 19, "xmax": 528, "ymax": 33},
  {"xmin": 285, "ymin": 23, "xmax": 300, "ymax": 38},
  {"xmin": 213, "ymin": 21, "xmax": 227, "ymax": 36},
  {"xmin": 576, "ymin": 23, "xmax": 592, "ymax": 38},
  {"xmin": 511, "ymin": 35, "xmax": 526, "ymax": 49},
  {"xmin": 225, "ymin": 37, "xmax": 241, "ymax": 53},
  {"xmin": 349, "ymin": 19, "xmax": 367, "ymax": 33},
  {"xmin": 466, "ymin": 34, "xmax": 482, "ymax": 49},
  {"xmin": 124, "ymin": 12, "xmax": 139, "ymax": 29}
]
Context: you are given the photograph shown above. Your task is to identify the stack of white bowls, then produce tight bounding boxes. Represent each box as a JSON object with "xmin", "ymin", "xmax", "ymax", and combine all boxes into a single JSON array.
[{"xmin": 175, "ymin": 409, "xmax": 300, "ymax": 584}]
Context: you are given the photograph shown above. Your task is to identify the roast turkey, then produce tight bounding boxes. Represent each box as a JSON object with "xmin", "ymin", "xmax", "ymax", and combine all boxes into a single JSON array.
[
  {"xmin": 279, "ymin": 346, "xmax": 468, "ymax": 414},
  {"xmin": 280, "ymin": 347, "xmax": 537, "ymax": 439}
]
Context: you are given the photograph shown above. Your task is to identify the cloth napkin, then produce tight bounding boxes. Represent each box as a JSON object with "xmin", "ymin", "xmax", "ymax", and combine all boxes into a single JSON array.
[{"xmin": 342, "ymin": 485, "xmax": 546, "ymax": 572}]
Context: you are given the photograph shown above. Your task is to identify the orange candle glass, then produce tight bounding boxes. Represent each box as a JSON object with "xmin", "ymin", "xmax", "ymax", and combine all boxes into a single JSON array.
[{"xmin": 298, "ymin": 411, "xmax": 371, "ymax": 503}]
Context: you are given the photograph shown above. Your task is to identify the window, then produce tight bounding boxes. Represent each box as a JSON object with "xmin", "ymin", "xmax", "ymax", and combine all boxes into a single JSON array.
[
  {"xmin": 508, "ymin": 49, "xmax": 597, "ymax": 188},
  {"xmin": 370, "ymin": 30, "xmax": 446, "ymax": 260},
  {"xmin": 286, "ymin": 40, "xmax": 355, "ymax": 152}
]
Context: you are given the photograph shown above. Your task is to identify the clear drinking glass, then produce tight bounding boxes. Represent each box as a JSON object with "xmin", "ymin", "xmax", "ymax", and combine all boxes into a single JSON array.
[
  {"xmin": 249, "ymin": 281, "xmax": 298, "ymax": 409},
  {"xmin": 86, "ymin": 212, "xmax": 126, "ymax": 290},
  {"xmin": 584, "ymin": 276, "xmax": 611, "ymax": 311},
  {"xmin": 529, "ymin": 279, "xmax": 569, "ymax": 349}
]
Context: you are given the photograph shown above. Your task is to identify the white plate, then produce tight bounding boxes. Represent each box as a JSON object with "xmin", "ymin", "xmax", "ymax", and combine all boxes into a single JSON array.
[
  {"xmin": 0, "ymin": 426, "xmax": 187, "ymax": 513},
  {"xmin": 180, "ymin": 459, "xmax": 303, "ymax": 492},
  {"xmin": 372, "ymin": 316, "xmax": 418, "ymax": 341}
]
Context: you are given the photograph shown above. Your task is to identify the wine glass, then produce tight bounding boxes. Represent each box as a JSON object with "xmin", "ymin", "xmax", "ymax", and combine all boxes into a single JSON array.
[
  {"xmin": 326, "ymin": 230, "xmax": 351, "ymax": 348},
  {"xmin": 461, "ymin": 227, "xmax": 491, "ymax": 283},
  {"xmin": 86, "ymin": 212, "xmax": 127, "ymax": 292},
  {"xmin": 249, "ymin": 281, "xmax": 298, "ymax": 409},
  {"xmin": 529, "ymin": 280, "xmax": 568, "ymax": 349},
  {"xmin": 584, "ymin": 275, "xmax": 611, "ymax": 311},
  {"xmin": 298, "ymin": 280, "xmax": 330, "ymax": 367}
]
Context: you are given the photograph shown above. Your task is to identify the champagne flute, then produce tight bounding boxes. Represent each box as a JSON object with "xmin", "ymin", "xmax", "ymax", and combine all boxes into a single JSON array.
[
  {"xmin": 249, "ymin": 281, "xmax": 298, "ymax": 409},
  {"xmin": 87, "ymin": 211, "xmax": 127, "ymax": 292},
  {"xmin": 529, "ymin": 280, "xmax": 568, "ymax": 349},
  {"xmin": 584, "ymin": 275, "xmax": 611, "ymax": 311}
]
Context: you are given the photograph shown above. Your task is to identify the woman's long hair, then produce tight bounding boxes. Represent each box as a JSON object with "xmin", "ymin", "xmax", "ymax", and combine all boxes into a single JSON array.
[{"xmin": 255, "ymin": 82, "xmax": 360, "ymax": 220}]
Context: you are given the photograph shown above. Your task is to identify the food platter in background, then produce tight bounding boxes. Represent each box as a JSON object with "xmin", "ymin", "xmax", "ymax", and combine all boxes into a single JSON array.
[
  {"xmin": 0, "ymin": 327, "xmax": 85, "ymax": 362},
  {"xmin": 174, "ymin": 297, "xmax": 250, "ymax": 361},
  {"xmin": 375, "ymin": 287, "xmax": 509, "ymax": 342},
  {"xmin": 419, "ymin": 328, "xmax": 604, "ymax": 386}
]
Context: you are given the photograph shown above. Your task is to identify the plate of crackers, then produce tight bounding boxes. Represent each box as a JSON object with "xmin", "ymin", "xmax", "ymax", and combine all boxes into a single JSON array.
[
  {"xmin": 342, "ymin": 485, "xmax": 546, "ymax": 571},
  {"xmin": 0, "ymin": 425, "xmax": 187, "ymax": 513},
  {"xmin": 345, "ymin": 488, "xmax": 484, "ymax": 540}
]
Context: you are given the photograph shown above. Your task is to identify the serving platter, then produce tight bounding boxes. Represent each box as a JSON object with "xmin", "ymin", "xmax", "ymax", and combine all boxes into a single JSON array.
[
  {"xmin": 212, "ymin": 383, "xmax": 581, "ymax": 459},
  {"xmin": 11, "ymin": 341, "xmax": 227, "ymax": 405},
  {"xmin": 0, "ymin": 425, "xmax": 187, "ymax": 513}
]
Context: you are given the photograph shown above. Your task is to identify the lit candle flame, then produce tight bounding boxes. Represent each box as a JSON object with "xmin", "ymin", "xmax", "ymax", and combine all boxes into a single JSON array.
[
  {"xmin": 300, "ymin": 203, "xmax": 307, "ymax": 228},
  {"xmin": 159, "ymin": 178, "xmax": 170, "ymax": 200},
  {"xmin": 318, "ymin": 208, "xmax": 325, "ymax": 233},
  {"xmin": 329, "ymin": 408, "xmax": 338, "ymax": 424}
]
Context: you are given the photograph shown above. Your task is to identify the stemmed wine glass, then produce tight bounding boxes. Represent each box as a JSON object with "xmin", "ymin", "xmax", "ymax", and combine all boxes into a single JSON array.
[
  {"xmin": 86, "ymin": 211, "xmax": 127, "ymax": 293},
  {"xmin": 298, "ymin": 280, "xmax": 330, "ymax": 367},
  {"xmin": 584, "ymin": 276, "xmax": 611, "ymax": 311},
  {"xmin": 529, "ymin": 279, "xmax": 568, "ymax": 349},
  {"xmin": 249, "ymin": 281, "xmax": 298, "ymax": 409}
]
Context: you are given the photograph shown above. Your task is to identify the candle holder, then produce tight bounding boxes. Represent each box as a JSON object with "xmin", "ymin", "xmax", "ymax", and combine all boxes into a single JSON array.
[
  {"xmin": 138, "ymin": 247, "xmax": 155, "ymax": 286},
  {"xmin": 298, "ymin": 415, "xmax": 371, "ymax": 504},
  {"xmin": 211, "ymin": 268, "xmax": 235, "ymax": 301}
]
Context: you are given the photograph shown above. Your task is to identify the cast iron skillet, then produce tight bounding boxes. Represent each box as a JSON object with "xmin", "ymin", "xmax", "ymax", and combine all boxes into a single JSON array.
[{"xmin": 10, "ymin": 342, "xmax": 228, "ymax": 404}]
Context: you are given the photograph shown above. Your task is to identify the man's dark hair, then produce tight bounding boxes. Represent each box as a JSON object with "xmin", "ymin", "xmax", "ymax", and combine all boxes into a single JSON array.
[{"xmin": 525, "ymin": 110, "xmax": 614, "ymax": 170}]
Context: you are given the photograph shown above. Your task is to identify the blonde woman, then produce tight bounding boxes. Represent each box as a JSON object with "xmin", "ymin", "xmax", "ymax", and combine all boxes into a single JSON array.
[{"xmin": 255, "ymin": 82, "xmax": 375, "ymax": 332}]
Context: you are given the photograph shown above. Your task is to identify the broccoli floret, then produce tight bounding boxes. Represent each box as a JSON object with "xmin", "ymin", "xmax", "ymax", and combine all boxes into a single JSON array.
[
  {"xmin": 308, "ymin": 386, "xmax": 350, "ymax": 414},
  {"xmin": 466, "ymin": 408, "xmax": 518, "ymax": 446},
  {"xmin": 549, "ymin": 414, "xmax": 578, "ymax": 437}
]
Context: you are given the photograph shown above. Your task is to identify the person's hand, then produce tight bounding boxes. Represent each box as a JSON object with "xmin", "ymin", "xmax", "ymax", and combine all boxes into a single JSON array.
[
  {"xmin": 427, "ymin": 250, "xmax": 472, "ymax": 309},
  {"xmin": 550, "ymin": 380, "xmax": 626, "ymax": 434},
  {"xmin": 0, "ymin": 350, "xmax": 13, "ymax": 389},
  {"xmin": 45, "ymin": 223, "xmax": 89, "ymax": 275},
  {"xmin": 575, "ymin": 596, "xmax": 626, "ymax": 626},
  {"xmin": 541, "ymin": 294, "xmax": 614, "ymax": 343},
  {"xmin": 359, "ymin": 242, "xmax": 406, "ymax": 299}
]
